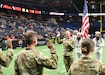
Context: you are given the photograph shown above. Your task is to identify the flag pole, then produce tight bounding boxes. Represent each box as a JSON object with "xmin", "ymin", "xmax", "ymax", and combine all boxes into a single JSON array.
[{"xmin": 100, "ymin": 3, "xmax": 102, "ymax": 32}]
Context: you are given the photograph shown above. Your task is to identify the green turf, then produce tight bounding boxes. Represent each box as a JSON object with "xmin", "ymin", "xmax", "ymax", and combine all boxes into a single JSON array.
[{"xmin": 2, "ymin": 44, "xmax": 105, "ymax": 75}]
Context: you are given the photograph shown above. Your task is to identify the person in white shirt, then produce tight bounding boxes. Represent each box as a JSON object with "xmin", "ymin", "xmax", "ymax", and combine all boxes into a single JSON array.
[
  {"xmin": 75, "ymin": 32, "xmax": 82, "ymax": 60},
  {"xmin": 72, "ymin": 30, "xmax": 78, "ymax": 40},
  {"xmin": 93, "ymin": 31, "xmax": 104, "ymax": 62}
]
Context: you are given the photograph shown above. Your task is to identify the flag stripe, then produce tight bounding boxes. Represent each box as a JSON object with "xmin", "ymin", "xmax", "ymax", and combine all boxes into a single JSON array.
[
  {"xmin": 82, "ymin": 16, "xmax": 89, "ymax": 26},
  {"xmin": 82, "ymin": 20, "xmax": 89, "ymax": 31},
  {"xmin": 82, "ymin": 14, "xmax": 89, "ymax": 23}
]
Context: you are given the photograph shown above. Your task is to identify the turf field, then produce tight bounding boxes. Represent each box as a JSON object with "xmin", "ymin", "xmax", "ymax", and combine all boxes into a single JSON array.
[{"xmin": 2, "ymin": 43, "xmax": 105, "ymax": 75}]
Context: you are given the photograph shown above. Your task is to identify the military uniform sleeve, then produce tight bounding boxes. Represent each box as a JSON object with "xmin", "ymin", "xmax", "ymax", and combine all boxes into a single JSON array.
[
  {"xmin": 57, "ymin": 37, "xmax": 63, "ymax": 44},
  {"xmin": 72, "ymin": 39, "xmax": 75, "ymax": 49},
  {"xmin": 67, "ymin": 39, "xmax": 75, "ymax": 49},
  {"xmin": 68, "ymin": 68, "xmax": 71, "ymax": 75},
  {"xmin": 100, "ymin": 64, "xmax": 105, "ymax": 75},
  {"xmin": 14, "ymin": 58, "xmax": 20, "ymax": 75},
  {"xmin": 36, "ymin": 48, "xmax": 58, "ymax": 69},
  {"xmin": 0, "ymin": 48, "xmax": 13, "ymax": 67}
]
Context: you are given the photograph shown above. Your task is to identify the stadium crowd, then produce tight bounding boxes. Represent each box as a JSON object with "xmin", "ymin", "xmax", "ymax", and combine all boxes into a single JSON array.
[{"xmin": 0, "ymin": 18, "xmax": 65, "ymax": 40}]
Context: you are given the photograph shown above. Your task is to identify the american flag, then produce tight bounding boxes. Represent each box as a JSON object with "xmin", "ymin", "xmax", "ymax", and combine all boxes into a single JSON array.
[{"xmin": 82, "ymin": 0, "xmax": 90, "ymax": 39}]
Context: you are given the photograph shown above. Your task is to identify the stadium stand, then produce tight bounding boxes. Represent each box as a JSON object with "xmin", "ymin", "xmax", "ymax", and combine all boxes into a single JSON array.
[{"xmin": 0, "ymin": 10, "xmax": 66, "ymax": 49}]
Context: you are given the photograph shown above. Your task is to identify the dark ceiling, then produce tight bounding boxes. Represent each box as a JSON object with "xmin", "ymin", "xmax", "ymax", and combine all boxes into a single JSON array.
[{"xmin": 0, "ymin": 0, "xmax": 105, "ymax": 13}]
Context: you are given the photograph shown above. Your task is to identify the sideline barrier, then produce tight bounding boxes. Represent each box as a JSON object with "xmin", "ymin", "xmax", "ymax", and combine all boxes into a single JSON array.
[
  {"xmin": 1, "ymin": 39, "xmax": 46, "ymax": 49},
  {"xmin": 12, "ymin": 39, "xmax": 46, "ymax": 49}
]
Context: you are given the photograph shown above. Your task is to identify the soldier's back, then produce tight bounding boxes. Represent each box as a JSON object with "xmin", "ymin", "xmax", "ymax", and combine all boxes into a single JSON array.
[
  {"xmin": 15, "ymin": 49, "xmax": 44, "ymax": 75},
  {"xmin": 68, "ymin": 56, "xmax": 102, "ymax": 75}
]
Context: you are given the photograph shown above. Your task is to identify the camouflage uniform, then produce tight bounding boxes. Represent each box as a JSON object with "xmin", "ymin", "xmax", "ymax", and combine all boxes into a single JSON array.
[
  {"xmin": 0, "ymin": 48, "xmax": 13, "ymax": 75},
  {"xmin": 57, "ymin": 37, "xmax": 75, "ymax": 72},
  {"xmin": 68, "ymin": 55, "xmax": 105, "ymax": 75},
  {"xmin": 14, "ymin": 48, "xmax": 58, "ymax": 75}
]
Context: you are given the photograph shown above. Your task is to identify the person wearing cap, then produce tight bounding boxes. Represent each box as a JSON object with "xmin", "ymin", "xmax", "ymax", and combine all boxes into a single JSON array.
[
  {"xmin": 14, "ymin": 30, "xmax": 58, "ymax": 75},
  {"xmin": 75, "ymin": 32, "xmax": 82, "ymax": 60},
  {"xmin": 57, "ymin": 30, "xmax": 75, "ymax": 72},
  {"xmin": 88, "ymin": 34, "xmax": 91, "ymax": 39},
  {"xmin": 68, "ymin": 39, "xmax": 105, "ymax": 75},
  {"xmin": 93, "ymin": 31, "xmax": 104, "ymax": 62},
  {"xmin": 72, "ymin": 30, "xmax": 78, "ymax": 40}
]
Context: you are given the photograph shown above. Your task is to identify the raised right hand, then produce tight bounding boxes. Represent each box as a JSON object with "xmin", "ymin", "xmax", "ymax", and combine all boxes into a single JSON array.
[
  {"xmin": 7, "ymin": 40, "xmax": 13, "ymax": 49},
  {"xmin": 46, "ymin": 38, "xmax": 54, "ymax": 49},
  {"xmin": 57, "ymin": 32, "xmax": 60, "ymax": 37}
]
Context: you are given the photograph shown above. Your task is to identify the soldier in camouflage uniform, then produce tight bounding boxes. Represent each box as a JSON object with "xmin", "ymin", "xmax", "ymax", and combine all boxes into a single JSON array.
[
  {"xmin": 0, "ymin": 39, "xmax": 13, "ymax": 75},
  {"xmin": 14, "ymin": 30, "xmax": 58, "ymax": 75},
  {"xmin": 68, "ymin": 39, "xmax": 105, "ymax": 75},
  {"xmin": 57, "ymin": 30, "xmax": 75, "ymax": 72}
]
